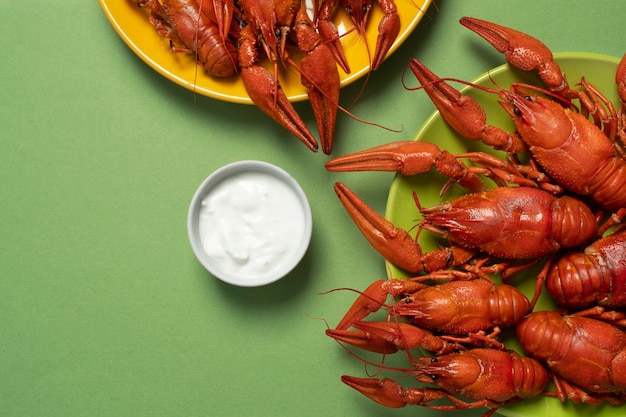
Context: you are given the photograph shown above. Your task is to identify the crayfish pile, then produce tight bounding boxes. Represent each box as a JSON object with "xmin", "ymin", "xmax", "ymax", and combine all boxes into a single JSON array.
[
  {"xmin": 324, "ymin": 17, "xmax": 626, "ymax": 416},
  {"xmin": 132, "ymin": 0, "xmax": 408, "ymax": 154}
]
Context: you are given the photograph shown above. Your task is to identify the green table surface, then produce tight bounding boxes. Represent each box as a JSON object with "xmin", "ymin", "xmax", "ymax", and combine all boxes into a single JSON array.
[{"xmin": 2, "ymin": 1, "xmax": 625, "ymax": 416}]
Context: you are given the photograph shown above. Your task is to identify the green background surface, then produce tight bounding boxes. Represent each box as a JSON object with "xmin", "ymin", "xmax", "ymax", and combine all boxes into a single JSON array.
[{"xmin": 2, "ymin": 1, "xmax": 624, "ymax": 416}]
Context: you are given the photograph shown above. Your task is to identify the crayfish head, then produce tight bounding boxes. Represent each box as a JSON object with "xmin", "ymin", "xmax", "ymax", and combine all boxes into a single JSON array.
[
  {"xmin": 416, "ymin": 354, "xmax": 481, "ymax": 394},
  {"xmin": 342, "ymin": 0, "xmax": 373, "ymax": 34},
  {"xmin": 498, "ymin": 90, "xmax": 572, "ymax": 150}
]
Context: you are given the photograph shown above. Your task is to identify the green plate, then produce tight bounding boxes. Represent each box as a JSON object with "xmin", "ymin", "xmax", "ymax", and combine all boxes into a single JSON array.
[{"xmin": 385, "ymin": 53, "xmax": 623, "ymax": 417}]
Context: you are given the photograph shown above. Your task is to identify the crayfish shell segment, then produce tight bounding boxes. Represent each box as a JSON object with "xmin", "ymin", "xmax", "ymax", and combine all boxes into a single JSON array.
[
  {"xmin": 550, "ymin": 195, "xmax": 598, "ymax": 249},
  {"xmin": 489, "ymin": 284, "xmax": 531, "ymax": 328}
]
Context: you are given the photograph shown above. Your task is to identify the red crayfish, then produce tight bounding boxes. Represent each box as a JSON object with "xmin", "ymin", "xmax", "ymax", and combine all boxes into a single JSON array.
[
  {"xmin": 325, "ymin": 16, "xmax": 626, "ymax": 415},
  {"xmin": 135, "ymin": 0, "xmax": 338, "ymax": 153},
  {"xmin": 330, "ymin": 182, "xmax": 598, "ymax": 280},
  {"xmin": 132, "ymin": 0, "xmax": 407, "ymax": 154},
  {"xmin": 326, "ymin": 279, "xmax": 546, "ymax": 416},
  {"xmin": 545, "ymin": 227, "xmax": 626, "ymax": 310},
  {"xmin": 408, "ymin": 17, "xmax": 626, "ymax": 211},
  {"xmin": 517, "ymin": 309, "xmax": 626, "ymax": 404},
  {"xmin": 135, "ymin": 0, "xmax": 239, "ymax": 77},
  {"xmin": 327, "ymin": 278, "xmax": 531, "ymax": 352},
  {"xmin": 341, "ymin": 349, "xmax": 549, "ymax": 417}
]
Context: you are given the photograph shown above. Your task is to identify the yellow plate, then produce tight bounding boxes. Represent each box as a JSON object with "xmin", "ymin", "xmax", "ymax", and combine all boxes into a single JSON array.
[
  {"xmin": 385, "ymin": 53, "xmax": 623, "ymax": 417},
  {"xmin": 99, "ymin": 0, "xmax": 432, "ymax": 103}
]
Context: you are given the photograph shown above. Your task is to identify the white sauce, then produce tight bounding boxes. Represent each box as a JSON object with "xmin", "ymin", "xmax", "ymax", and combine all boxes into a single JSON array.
[{"xmin": 198, "ymin": 171, "xmax": 306, "ymax": 279}]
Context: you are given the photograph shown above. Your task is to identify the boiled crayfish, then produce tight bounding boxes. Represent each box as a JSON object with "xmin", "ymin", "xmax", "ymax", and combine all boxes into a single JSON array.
[
  {"xmin": 317, "ymin": 0, "xmax": 400, "ymax": 73},
  {"xmin": 409, "ymin": 17, "xmax": 626, "ymax": 211},
  {"xmin": 327, "ymin": 278, "xmax": 531, "ymax": 351},
  {"xmin": 545, "ymin": 226, "xmax": 626, "ymax": 310},
  {"xmin": 135, "ymin": 0, "xmax": 240, "ymax": 77},
  {"xmin": 517, "ymin": 309, "xmax": 626, "ymax": 404},
  {"xmin": 330, "ymin": 182, "xmax": 598, "ymax": 281},
  {"xmin": 132, "ymin": 0, "xmax": 404, "ymax": 154},
  {"xmin": 341, "ymin": 349, "xmax": 549, "ymax": 417},
  {"xmin": 135, "ymin": 0, "xmax": 336, "ymax": 153},
  {"xmin": 325, "ymin": 16, "xmax": 626, "ymax": 415}
]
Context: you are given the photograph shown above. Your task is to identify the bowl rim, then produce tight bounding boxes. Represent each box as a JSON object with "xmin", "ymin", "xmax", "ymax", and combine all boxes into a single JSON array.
[{"xmin": 187, "ymin": 160, "xmax": 313, "ymax": 287}]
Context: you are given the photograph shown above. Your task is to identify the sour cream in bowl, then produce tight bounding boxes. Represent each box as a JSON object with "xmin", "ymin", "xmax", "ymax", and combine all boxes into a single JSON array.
[{"xmin": 188, "ymin": 161, "xmax": 312, "ymax": 287}]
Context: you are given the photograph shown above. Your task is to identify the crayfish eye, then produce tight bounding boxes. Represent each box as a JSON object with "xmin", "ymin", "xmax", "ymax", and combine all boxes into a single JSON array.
[
  {"xmin": 513, "ymin": 105, "xmax": 522, "ymax": 116},
  {"xmin": 362, "ymin": 6, "xmax": 368, "ymax": 14},
  {"xmin": 430, "ymin": 357, "xmax": 438, "ymax": 363}
]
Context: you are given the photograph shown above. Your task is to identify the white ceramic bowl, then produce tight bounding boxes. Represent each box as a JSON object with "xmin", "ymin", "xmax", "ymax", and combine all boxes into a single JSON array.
[{"xmin": 187, "ymin": 161, "xmax": 312, "ymax": 287}]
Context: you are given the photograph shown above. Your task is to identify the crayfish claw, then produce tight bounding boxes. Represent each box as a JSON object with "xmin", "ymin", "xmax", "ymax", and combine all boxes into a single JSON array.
[
  {"xmin": 328, "ymin": 319, "xmax": 455, "ymax": 354},
  {"xmin": 341, "ymin": 376, "xmax": 411, "ymax": 408},
  {"xmin": 333, "ymin": 279, "xmax": 425, "ymax": 330},
  {"xmin": 333, "ymin": 183, "xmax": 426, "ymax": 273},
  {"xmin": 326, "ymin": 141, "xmax": 488, "ymax": 192},
  {"xmin": 326, "ymin": 141, "xmax": 442, "ymax": 174},
  {"xmin": 341, "ymin": 376, "xmax": 449, "ymax": 408},
  {"xmin": 408, "ymin": 59, "xmax": 523, "ymax": 152},
  {"xmin": 371, "ymin": 0, "xmax": 400, "ymax": 70},
  {"xmin": 294, "ymin": 4, "xmax": 340, "ymax": 154},
  {"xmin": 460, "ymin": 17, "xmax": 566, "ymax": 94},
  {"xmin": 316, "ymin": 1, "xmax": 351, "ymax": 73},
  {"xmin": 241, "ymin": 65, "xmax": 319, "ymax": 152},
  {"xmin": 408, "ymin": 58, "xmax": 484, "ymax": 141}
]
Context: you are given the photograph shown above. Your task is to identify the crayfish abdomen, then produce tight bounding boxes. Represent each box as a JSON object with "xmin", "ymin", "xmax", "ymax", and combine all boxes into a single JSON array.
[
  {"xmin": 546, "ymin": 228, "xmax": 626, "ymax": 309},
  {"xmin": 517, "ymin": 310, "xmax": 626, "ymax": 402}
]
